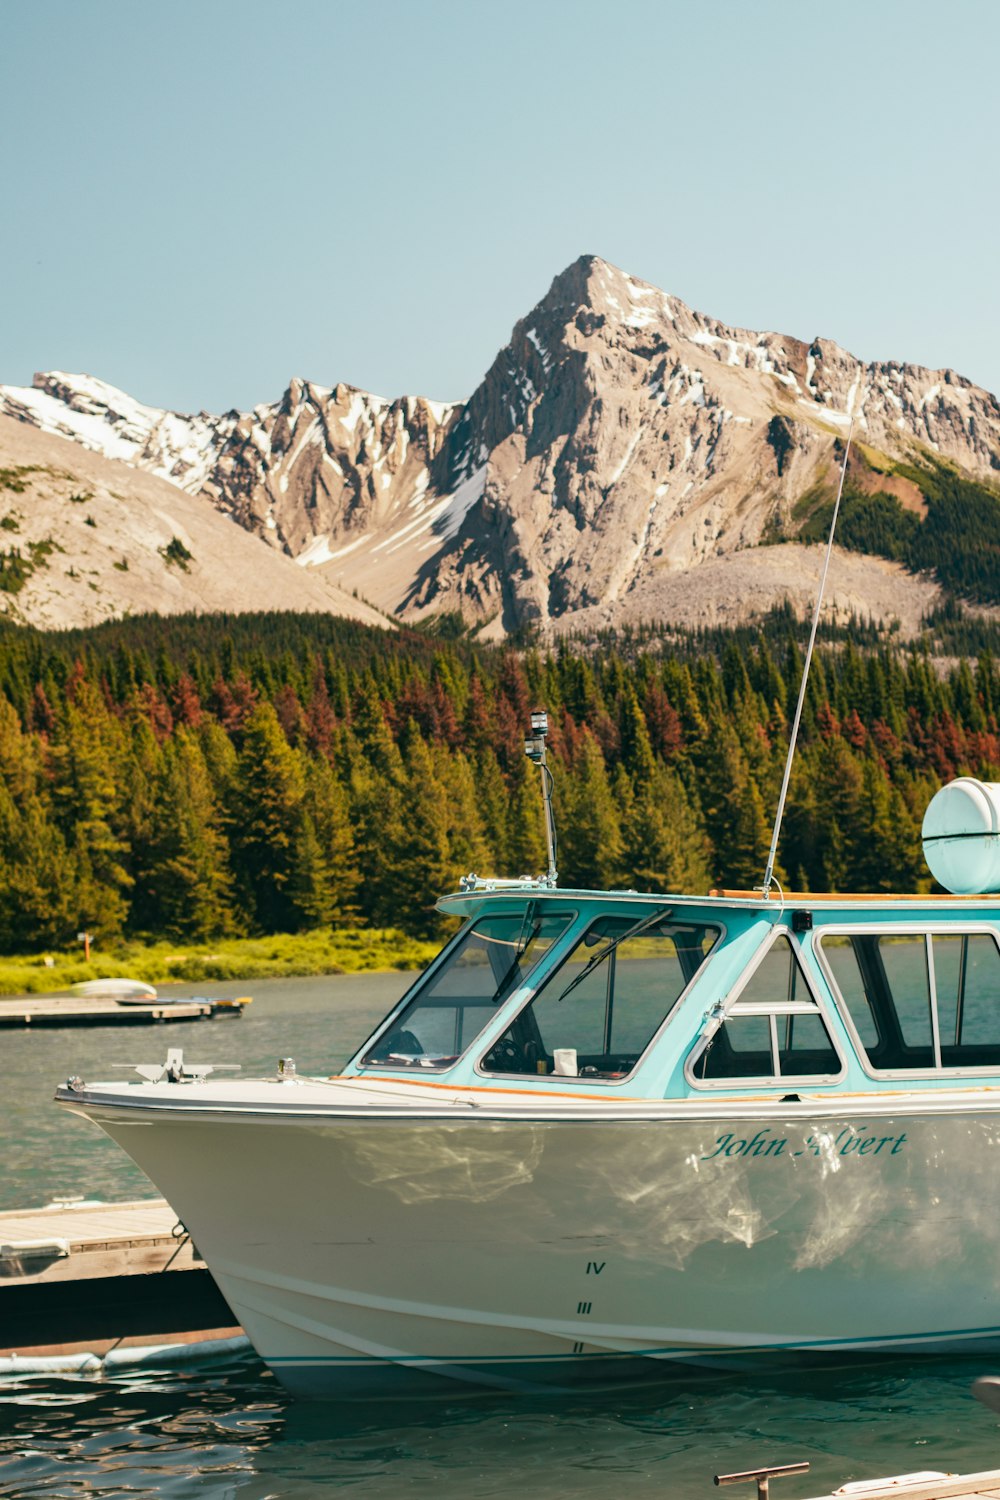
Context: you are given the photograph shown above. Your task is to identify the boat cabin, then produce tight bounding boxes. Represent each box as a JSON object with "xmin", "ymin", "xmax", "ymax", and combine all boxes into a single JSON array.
[{"xmin": 343, "ymin": 886, "xmax": 1000, "ymax": 1101}]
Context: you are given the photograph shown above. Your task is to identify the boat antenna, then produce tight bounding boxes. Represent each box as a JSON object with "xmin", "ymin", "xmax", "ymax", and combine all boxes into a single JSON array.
[
  {"xmin": 760, "ymin": 396, "xmax": 864, "ymax": 900},
  {"xmin": 524, "ymin": 709, "xmax": 558, "ymax": 886}
]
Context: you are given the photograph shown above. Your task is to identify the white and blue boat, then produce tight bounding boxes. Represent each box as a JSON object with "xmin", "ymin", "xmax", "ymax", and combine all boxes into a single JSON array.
[
  {"xmin": 55, "ymin": 428, "xmax": 1000, "ymax": 1397},
  {"xmin": 55, "ymin": 749, "xmax": 1000, "ymax": 1397}
]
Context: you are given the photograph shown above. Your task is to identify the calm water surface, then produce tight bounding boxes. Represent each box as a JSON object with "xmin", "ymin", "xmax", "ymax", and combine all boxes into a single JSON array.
[
  {"xmin": 4, "ymin": 972, "xmax": 1000, "ymax": 1497},
  {"xmin": 3, "ymin": 972, "xmax": 406, "ymax": 1210}
]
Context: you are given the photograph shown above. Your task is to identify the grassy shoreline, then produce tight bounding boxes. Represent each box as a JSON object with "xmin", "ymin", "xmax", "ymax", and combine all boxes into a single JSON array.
[{"xmin": 0, "ymin": 927, "xmax": 442, "ymax": 997}]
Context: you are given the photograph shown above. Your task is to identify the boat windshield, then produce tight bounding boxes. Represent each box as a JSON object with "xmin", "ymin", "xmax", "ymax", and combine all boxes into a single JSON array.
[
  {"xmin": 360, "ymin": 907, "xmax": 573, "ymax": 1070},
  {"xmin": 481, "ymin": 913, "xmax": 720, "ymax": 1080}
]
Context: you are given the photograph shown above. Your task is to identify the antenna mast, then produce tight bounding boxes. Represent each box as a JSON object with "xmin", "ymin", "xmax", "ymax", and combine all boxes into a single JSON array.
[
  {"xmin": 761, "ymin": 401, "xmax": 862, "ymax": 899},
  {"xmin": 525, "ymin": 709, "xmax": 558, "ymax": 887}
]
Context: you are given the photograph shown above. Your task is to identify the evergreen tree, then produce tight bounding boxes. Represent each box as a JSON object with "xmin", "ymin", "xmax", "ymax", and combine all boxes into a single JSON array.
[
  {"xmin": 136, "ymin": 730, "xmax": 235, "ymax": 939},
  {"xmin": 433, "ymin": 744, "xmax": 493, "ymax": 884},
  {"xmin": 558, "ymin": 729, "xmax": 624, "ymax": 889},
  {"xmin": 694, "ymin": 722, "xmax": 751, "ymax": 884},
  {"xmin": 229, "ymin": 702, "xmax": 305, "ymax": 932},
  {"xmin": 620, "ymin": 764, "xmax": 713, "ymax": 893},
  {"xmin": 505, "ymin": 767, "xmax": 548, "ymax": 879},
  {"xmin": 813, "ymin": 736, "xmax": 864, "ymax": 891},
  {"xmin": 122, "ymin": 718, "xmax": 166, "ymax": 934},
  {"xmin": 341, "ymin": 715, "xmax": 407, "ymax": 928},
  {"xmin": 294, "ymin": 756, "xmax": 361, "ymax": 925},
  {"xmin": 49, "ymin": 680, "xmax": 131, "ymax": 939},
  {"xmin": 393, "ymin": 725, "xmax": 452, "ymax": 936},
  {"xmin": 0, "ymin": 785, "xmax": 76, "ymax": 949},
  {"xmin": 618, "ymin": 685, "xmax": 656, "ymax": 780},
  {"xmin": 726, "ymin": 776, "xmax": 782, "ymax": 890},
  {"xmin": 471, "ymin": 748, "xmax": 513, "ymax": 875}
]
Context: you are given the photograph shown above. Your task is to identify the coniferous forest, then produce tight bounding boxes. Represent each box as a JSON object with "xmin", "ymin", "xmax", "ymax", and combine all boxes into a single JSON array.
[{"xmin": 0, "ymin": 607, "xmax": 998, "ymax": 952}]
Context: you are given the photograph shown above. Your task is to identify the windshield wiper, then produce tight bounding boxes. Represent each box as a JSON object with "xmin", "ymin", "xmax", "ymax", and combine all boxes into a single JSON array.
[
  {"xmin": 489, "ymin": 902, "xmax": 540, "ymax": 1003},
  {"xmin": 553, "ymin": 907, "xmax": 672, "ymax": 1004}
]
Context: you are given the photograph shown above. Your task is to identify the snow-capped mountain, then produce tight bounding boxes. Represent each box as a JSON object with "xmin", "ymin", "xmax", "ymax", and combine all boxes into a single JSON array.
[
  {"xmin": 0, "ymin": 414, "xmax": 389, "ymax": 632},
  {"xmin": 199, "ymin": 378, "xmax": 462, "ymax": 565},
  {"xmin": 3, "ymin": 256, "xmax": 999, "ymax": 635},
  {"xmin": 0, "ymin": 372, "xmax": 239, "ymax": 494}
]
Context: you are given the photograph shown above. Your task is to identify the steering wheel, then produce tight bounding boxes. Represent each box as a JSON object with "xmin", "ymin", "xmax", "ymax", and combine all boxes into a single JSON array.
[{"xmin": 485, "ymin": 1036, "xmax": 529, "ymax": 1074}]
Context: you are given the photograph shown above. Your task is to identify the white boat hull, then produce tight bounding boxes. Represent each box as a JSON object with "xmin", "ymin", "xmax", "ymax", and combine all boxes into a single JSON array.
[{"xmin": 74, "ymin": 1092, "xmax": 1000, "ymax": 1395}]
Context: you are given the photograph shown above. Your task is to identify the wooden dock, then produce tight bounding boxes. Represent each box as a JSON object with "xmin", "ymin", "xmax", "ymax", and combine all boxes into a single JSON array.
[
  {"xmin": 718, "ymin": 1464, "xmax": 1000, "ymax": 1500},
  {"xmin": 802, "ymin": 1474, "xmax": 1000, "ymax": 1499},
  {"xmin": 0, "ymin": 995, "xmax": 248, "ymax": 1027},
  {"xmin": 0, "ymin": 1198, "xmax": 241, "ymax": 1358}
]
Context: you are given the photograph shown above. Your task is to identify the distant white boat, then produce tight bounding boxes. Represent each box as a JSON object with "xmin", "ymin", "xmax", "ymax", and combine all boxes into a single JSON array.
[{"xmin": 71, "ymin": 980, "xmax": 158, "ymax": 1003}]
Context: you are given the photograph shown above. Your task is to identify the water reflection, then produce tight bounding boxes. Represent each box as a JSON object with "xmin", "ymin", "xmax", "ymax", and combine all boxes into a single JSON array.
[
  {"xmin": 3, "ymin": 1352, "xmax": 1000, "ymax": 1500},
  {"xmin": 0, "ymin": 1355, "xmax": 282, "ymax": 1499}
]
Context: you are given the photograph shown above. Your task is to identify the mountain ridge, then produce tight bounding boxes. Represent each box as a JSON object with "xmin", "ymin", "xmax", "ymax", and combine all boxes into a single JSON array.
[
  {"xmin": 0, "ymin": 416, "xmax": 389, "ymax": 631},
  {"xmin": 3, "ymin": 255, "xmax": 998, "ymax": 634}
]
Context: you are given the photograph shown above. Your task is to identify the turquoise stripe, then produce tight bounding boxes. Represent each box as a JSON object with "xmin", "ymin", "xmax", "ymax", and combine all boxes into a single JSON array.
[{"xmin": 268, "ymin": 1323, "xmax": 1000, "ymax": 1366}]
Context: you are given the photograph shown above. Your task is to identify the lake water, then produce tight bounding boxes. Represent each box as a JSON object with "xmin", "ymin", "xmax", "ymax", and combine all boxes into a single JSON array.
[
  {"xmin": 3, "ymin": 973, "xmax": 406, "ymax": 1211},
  {"xmin": 3, "ymin": 973, "xmax": 1000, "ymax": 1498}
]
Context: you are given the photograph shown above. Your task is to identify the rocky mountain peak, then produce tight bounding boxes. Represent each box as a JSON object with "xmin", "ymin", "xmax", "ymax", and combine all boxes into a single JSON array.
[{"xmin": 2, "ymin": 258, "xmax": 1000, "ymax": 638}]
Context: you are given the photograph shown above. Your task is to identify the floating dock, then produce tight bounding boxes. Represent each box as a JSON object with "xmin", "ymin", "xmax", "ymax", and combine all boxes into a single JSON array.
[
  {"xmin": 719, "ymin": 1463, "xmax": 1000, "ymax": 1500},
  {"xmin": 0, "ymin": 1198, "xmax": 242, "ymax": 1364},
  {"xmin": 803, "ymin": 1475, "xmax": 1000, "ymax": 1499},
  {"xmin": 0, "ymin": 995, "xmax": 249, "ymax": 1028}
]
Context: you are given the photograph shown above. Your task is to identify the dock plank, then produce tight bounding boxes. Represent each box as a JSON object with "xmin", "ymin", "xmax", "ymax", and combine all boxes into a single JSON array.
[
  {"xmin": 0, "ymin": 1199, "xmax": 196, "ymax": 1285},
  {"xmin": 0, "ymin": 1199, "xmax": 241, "ymax": 1357},
  {"xmin": 804, "ymin": 1471, "xmax": 1000, "ymax": 1499},
  {"xmin": 0, "ymin": 996, "xmax": 213, "ymax": 1027},
  {"xmin": 1, "ymin": 1198, "xmax": 180, "ymax": 1240}
]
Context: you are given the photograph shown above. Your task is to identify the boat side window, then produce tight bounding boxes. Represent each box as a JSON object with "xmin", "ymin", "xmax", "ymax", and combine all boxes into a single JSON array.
[
  {"xmin": 820, "ymin": 937, "xmax": 881, "ymax": 1050},
  {"xmin": 936, "ymin": 935, "xmax": 1000, "ymax": 1051},
  {"xmin": 360, "ymin": 910, "xmax": 573, "ymax": 1070},
  {"xmin": 480, "ymin": 915, "xmax": 719, "ymax": 1080},
  {"xmin": 819, "ymin": 930, "xmax": 1000, "ymax": 1072},
  {"xmin": 877, "ymin": 937, "xmax": 934, "ymax": 1066},
  {"xmin": 694, "ymin": 934, "xmax": 840, "ymax": 1083}
]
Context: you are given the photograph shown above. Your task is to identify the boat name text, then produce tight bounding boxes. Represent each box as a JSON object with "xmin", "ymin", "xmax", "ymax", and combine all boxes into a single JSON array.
[{"xmin": 701, "ymin": 1126, "xmax": 908, "ymax": 1161}]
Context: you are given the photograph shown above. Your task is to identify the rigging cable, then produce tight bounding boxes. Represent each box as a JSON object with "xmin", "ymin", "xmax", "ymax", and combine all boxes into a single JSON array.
[{"xmin": 760, "ymin": 391, "xmax": 866, "ymax": 899}]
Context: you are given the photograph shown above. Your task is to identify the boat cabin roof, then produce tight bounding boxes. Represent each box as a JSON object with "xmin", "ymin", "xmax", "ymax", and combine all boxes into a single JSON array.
[{"xmin": 437, "ymin": 884, "xmax": 1000, "ymax": 919}]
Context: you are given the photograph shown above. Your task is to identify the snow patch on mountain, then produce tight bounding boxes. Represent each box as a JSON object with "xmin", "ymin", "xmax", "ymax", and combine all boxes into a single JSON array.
[{"xmin": 0, "ymin": 373, "xmax": 238, "ymax": 493}]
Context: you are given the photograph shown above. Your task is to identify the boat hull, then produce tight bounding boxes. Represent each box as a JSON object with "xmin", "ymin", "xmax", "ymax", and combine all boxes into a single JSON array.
[{"xmin": 71, "ymin": 1098, "xmax": 1000, "ymax": 1396}]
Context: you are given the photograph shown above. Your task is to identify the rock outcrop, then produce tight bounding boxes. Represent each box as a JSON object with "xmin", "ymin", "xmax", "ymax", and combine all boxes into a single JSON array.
[{"xmin": 0, "ymin": 416, "xmax": 389, "ymax": 631}]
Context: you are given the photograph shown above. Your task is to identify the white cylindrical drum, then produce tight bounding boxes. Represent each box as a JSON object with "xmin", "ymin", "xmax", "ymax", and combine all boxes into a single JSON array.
[{"xmin": 922, "ymin": 777, "xmax": 1000, "ymax": 895}]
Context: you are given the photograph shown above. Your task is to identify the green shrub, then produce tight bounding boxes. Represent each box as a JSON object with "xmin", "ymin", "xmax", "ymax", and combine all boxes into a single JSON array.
[
  {"xmin": 0, "ymin": 928, "xmax": 440, "ymax": 996},
  {"xmin": 161, "ymin": 536, "xmax": 193, "ymax": 570},
  {"xmin": 0, "ymin": 467, "xmax": 40, "ymax": 494},
  {"xmin": 799, "ymin": 485, "xmax": 919, "ymax": 560},
  {"xmin": 795, "ymin": 459, "xmax": 1000, "ymax": 605}
]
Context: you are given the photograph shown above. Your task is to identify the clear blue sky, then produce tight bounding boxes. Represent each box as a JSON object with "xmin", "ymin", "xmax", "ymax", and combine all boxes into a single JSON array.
[{"xmin": 4, "ymin": 0, "xmax": 998, "ymax": 414}]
